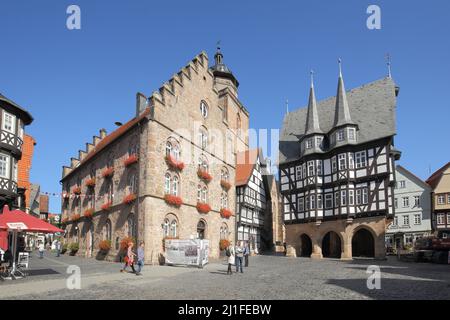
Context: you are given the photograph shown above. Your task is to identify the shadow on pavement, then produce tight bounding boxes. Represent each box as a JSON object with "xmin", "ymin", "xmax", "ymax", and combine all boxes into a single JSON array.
[{"xmin": 28, "ymin": 268, "xmax": 60, "ymax": 277}]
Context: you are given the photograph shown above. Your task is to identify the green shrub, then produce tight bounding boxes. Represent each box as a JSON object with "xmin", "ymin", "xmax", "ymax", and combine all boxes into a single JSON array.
[
  {"xmin": 61, "ymin": 243, "xmax": 68, "ymax": 254},
  {"xmin": 69, "ymin": 242, "xmax": 79, "ymax": 252}
]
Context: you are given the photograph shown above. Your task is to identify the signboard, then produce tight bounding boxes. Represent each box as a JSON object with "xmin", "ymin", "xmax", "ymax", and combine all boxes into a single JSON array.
[
  {"xmin": 6, "ymin": 222, "xmax": 28, "ymax": 230},
  {"xmin": 165, "ymin": 239, "xmax": 209, "ymax": 267}
]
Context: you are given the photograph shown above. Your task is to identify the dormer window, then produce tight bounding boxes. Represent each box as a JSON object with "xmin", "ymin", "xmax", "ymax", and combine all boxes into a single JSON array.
[
  {"xmin": 348, "ymin": 128, "xmax": 356, "ymax": 141},
  {"xmin": 337, "ymin": 129, "xmax": 345, "ymax": 142},
  {"xmin": 306, "ymin": 138, "xmax": 313, "ymax": 149},
  {"xmin": 2, "ymin": 111, "xmax": 16, "ymax": 134},
  {"xmin": 315, "ymin": 137, "xmax": 322, "ymax": 148}
]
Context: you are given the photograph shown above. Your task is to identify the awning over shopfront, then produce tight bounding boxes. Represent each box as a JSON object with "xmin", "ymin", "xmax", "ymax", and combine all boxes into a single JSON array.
[{"xmin": 0, "ymin": 205, "xmax": 63, "ymax": 234}]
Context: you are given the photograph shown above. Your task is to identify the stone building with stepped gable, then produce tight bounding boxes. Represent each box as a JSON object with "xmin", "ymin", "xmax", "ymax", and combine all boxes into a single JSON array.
[
  {"xmin": 60, "ymin": 48, "xmax": 249, "ymax": 264},
  {"xmin": 279, "ymin": 63, "xmax": 401, "ymax": 260}
]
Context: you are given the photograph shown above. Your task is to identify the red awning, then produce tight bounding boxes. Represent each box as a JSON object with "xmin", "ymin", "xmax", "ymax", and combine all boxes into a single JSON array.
[{"xmin": 0, "ymin": 205, "xmax": 63, "ymax": 234}]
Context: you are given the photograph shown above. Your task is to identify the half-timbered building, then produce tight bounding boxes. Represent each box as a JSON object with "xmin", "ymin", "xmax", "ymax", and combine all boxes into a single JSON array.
[{"xmin": 279, "ymin": 66, "xmax": 400, "ymax": 259}]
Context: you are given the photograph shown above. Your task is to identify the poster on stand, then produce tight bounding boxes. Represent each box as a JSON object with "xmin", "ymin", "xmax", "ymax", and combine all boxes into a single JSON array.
[{"xmin": 165, "ymin": 239, "xmax": 209, "ymax": 267}]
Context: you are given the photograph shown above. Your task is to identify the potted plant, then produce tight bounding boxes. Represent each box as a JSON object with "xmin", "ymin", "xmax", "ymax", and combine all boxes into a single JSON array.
[
  {"xmin": 219, "ymin": 239, "xmax": 230, "ymax": 251},
  {"xmin": 124, "ymin": 154, "xmax": 139, "ymax": 167},
  {"xmin": 102, "ymin": 167, "xmax": 115, "ymax": 178},
  {"xmin": 97, "ymin": 240, "xmax": 111, "ymax": 260},
  {"xmin": 220, "ymin": 180, "xmax": 231, "ymax": 191},
  {"xmin": 220, "ymin": 208, "xmax": 232, "ymax": 219},
  {"xmin": 165, "ymin": 155, "xmax": 185, "ymax": 171},
  {"xmin": 85, "ymin": 178, "xmax": 96, "ymax": 188},
  {"xmin": 84, "ymin": 208, "xmax": 94, "ymax": 219},
  {"xmin": 197, "ymin": 169, "xmax": 212, "ymax": 183},
  {"xmin": 61, "ymin": 243, "xmax": 68, "ymax": 254},
  {"xmin": 196, "ymin": 202, "xmax": 211, "ymax": 214},
  {"xmin": 122, "ymin": 193, "xmax": 137, "ymax": 205},
  {"xmin": 101, "ymin": 201, "xmax": 112, "ymax": 211},
  {"xmin": 164, "ymin": 194, "xmax": 183, "ymax": 207},
  {"xmin": 72, "ymin": 186, "xmax": 82, "ymax": 195},
  {"xmin": 69, "ymin": 243, "xmax": 79, "ymax": 256}
]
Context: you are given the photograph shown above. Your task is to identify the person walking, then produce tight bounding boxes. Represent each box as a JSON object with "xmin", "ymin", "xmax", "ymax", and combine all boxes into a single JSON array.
[
  {"xmin": 135, "ymin": 241, "xmax": 145, "ymax": 276},
  {"xmin": 120, "ymin": 241, "xmax": 136, "ymax": 273},
  {"xmin": 235, "ymin": 241, "xmax": 244, "ymax": 273},
  {"xmin": 226, "ymin": 241, "xmax": 235, "ymax": 275},
  {"xmin": 38, "ymin": 242, "xmax": 45, "ymax": 259},
  {"xmin": 244, "ymin": 241, "xmax": 250, "ymax": 267},
  {"xmin": 55, "ymin": 240, "xmax": 61, "ymax": 257}
]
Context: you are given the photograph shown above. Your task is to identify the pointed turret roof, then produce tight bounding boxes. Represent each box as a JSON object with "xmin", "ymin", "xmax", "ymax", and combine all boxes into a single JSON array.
[
  {"xmin": 210, "ymin": 46, "xmax": 239, "ymax": 87},
  {"xmin": 305, "ymin": 71, "xmax": 323, "ymax": 135},
  {"xmin": 333, "ymin": 60, "xmax": 355, "ymax": 127}
]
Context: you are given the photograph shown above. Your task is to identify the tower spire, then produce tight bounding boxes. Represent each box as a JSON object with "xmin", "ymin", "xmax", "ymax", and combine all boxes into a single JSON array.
[
  {"xmin": 285, "ymin": 99, "xmax": 289, "ymax": 115},
  {"xmin": 386, "ymin": 53, "xmax": 392, "ymax": 78},
  {"xmin": 305, "ymin": 70, "xmax": 322, "ymax": 135},
  {"xmin": 333, "ymin": 58, "xmax": 355, "ymax": 127}
]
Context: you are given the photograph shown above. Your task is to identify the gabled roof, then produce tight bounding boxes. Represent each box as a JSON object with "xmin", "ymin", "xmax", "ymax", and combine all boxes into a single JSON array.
[
  {"xmin": 280, "ymin": 77, "xmax": 397, "ymax": 164},
  {"xmin": 62, "ymin": 108, "xmax": 151, "ymax": 181},
  {"xmin": 426, "ymin": 162, "xmax": 450, "ymax": 190},
  {"xmin": 235, "ymin": 148, "xmax": 263, "ymax": 186},
  {"xmin": 396, "ymin": 165, "xmax": 431, "ymax": 191}
]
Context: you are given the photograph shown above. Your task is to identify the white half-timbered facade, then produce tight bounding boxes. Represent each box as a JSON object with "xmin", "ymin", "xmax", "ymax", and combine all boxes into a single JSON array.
[{"xmin": 279, "ymin": 66, "xmax": 400, "ymax": 259}]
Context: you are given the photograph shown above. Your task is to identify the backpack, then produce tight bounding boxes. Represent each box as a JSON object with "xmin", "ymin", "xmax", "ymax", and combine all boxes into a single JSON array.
[{"xmin": 225, "ymin": 247, "xmax": 231, "ymax": 257}]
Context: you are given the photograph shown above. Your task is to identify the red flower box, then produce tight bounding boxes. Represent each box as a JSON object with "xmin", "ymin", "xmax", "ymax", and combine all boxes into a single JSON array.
[
  {"xmin": 220, "ymin": 180, "xmax": 231, "ymax": 191},
  {"xmin": 197, "ymin": 169, "xmax": 212, "ymax": 183},
  {"xmin": 122, "ymin": 193, "xmax": 137, "ymax": 205},
  {"xmin": 164, "ymin": 194, "xmax": 183, "ymax": 207},
  {"xmin": 71, "ymin": 213, "xmax": 81, "ymax": 221},
  {"xmin": 165, "ymin": 155, "xmax": 185, "ymax": 171},
  {"xmin": 220, "ymin": 208, "xmax": 233, "ymax": 219},
  {"xmin": 124, "ymin": 155, "xmax": 139, "ymax": 167},
  {"xmin": 101, "ymin": 202, "xmax": 112, "ymax": 211},
  {"xmin": 84, "ymin": 208, "xmax": 94, "ymax": 219},
  {"xmin": 85, "ymin": 178, "xmax": 96, "ymax": 188},
  {"xmin": 102, "ymin": 167, "xmax": 115, "ymax": 178},
  {"xmin": 219, "ymin": 239, "xmax": 230, "ymax": 251},
  {"xmin": 99, "ymin": 240, "xmax": 111, "ymax": 252},
  {"xmin": 72, "ymin": 186, "xmax": 81, "ymax": 195},
  {"xmin": 196, "ymin": 202, "xmax": 211, "ymax": 214}
]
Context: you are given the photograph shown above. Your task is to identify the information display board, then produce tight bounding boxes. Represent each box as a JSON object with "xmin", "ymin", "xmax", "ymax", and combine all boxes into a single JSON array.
[{"xmin": 165, "ymin": 239, "xmax": 209, "ymax": 267}]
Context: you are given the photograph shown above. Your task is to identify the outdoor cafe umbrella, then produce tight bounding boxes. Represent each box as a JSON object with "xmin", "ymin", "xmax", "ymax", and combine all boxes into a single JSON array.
[{"xmin": 0, "ymin": 205, "xmax": 63, "ymax": 279}]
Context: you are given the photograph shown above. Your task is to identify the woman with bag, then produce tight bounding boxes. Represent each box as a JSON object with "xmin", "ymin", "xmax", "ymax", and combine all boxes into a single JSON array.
[
  {"xmin": 226, "ymin": 240, "xmax": 235, "ymax": 275},
  {"xmin": 120, "ymin": 241, "xmax": 136, "ymax": 273}
]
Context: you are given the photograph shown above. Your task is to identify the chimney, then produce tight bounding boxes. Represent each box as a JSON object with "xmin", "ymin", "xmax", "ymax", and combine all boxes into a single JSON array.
[
  {"xmin": 136, "ymin": 92, "xmax": 147, "ymax": 116},
  {"xmin": 99, "ymin": 129, "xmax": 107, "ymax": 139}
]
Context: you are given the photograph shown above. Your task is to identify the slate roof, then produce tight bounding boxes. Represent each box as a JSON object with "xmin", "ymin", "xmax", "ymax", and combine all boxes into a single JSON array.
[{"xmin": 279, "ymin": 77, "xmax": 398, "ymax": 164}]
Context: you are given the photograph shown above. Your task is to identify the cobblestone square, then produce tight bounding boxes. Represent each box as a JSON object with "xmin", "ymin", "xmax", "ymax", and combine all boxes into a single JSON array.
[{"xmin": 2, "ymin": 251, "xmax": 450, "ymax": 300}]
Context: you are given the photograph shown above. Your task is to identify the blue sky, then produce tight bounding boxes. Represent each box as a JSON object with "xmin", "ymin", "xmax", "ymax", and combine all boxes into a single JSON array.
[{"xmin": 1, "ymin": 0, "xmax": 449, "ymax": 213}]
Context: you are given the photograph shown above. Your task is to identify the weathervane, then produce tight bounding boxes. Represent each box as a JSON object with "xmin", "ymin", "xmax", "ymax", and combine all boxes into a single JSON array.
[
  {"xmin": 338, "ymin": 58, "xmax": 343, "ymax": 77},
  {"xmin": 385, "ymin": 53, "xmax": 392, "ymax": 78}
]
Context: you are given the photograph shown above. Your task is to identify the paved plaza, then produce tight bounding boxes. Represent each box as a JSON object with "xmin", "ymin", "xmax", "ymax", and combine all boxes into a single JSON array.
[{"xmin": 1, "ymin": 251, "xmax": 450, "ymax": 300}]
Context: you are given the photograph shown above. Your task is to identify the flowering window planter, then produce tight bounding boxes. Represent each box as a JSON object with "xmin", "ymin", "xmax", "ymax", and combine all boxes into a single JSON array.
[
  {"xmin": 85, "ymin": 178, "xmax": 96, "ymax": 188},
  {"xmin": 197, "ymin": 169, "xmax": 212, "ymax": 183},
  {"xmin": 164, "ymin": 194, "xmax": 183, "ymax": 207},
  {"xmin": 71, "ymin": 214, "xmax": 81, "ymax": 222},
  {"xmin": 72, "ymin": 186, "xmax": 82, "ymax": 195},
  {"xmin": 84, "ymin": 208, "xmax": 94, "ymax": 219},
  {"xmin": 220, "ymin": 180, "xmax": 231, "ymax": 191},
  {"xmin": 122, "ymin": 193, "xmax": 137, "ymax": 205},
  {"xmin": 99, "ymin": 240, "xmax": 111, "ymax": 252},
  {"xmin": 220, "ymin": 208, "xmax": 232, "ymax": 219},
  {"xmin": 101, "ymin": 202, "xmax": 112, "ymax": 211},
  {"xmin": 102, "ymin": 167, "xmax": 115, "ymax": 178},
  {"xmin": 196, "ymin": 202, "xmax": 211, "ymax": 214},
  {"xmin": 165, "ymin": 155, "xmax": 185, "ymax": 171},
  {"xmin": 124, "ymin": 155, "xmax": 139, "ymax": 167}
]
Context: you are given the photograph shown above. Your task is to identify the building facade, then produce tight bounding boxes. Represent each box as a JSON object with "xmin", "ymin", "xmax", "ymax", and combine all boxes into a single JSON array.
[
  {"xmin": 60, "ymin": 50, "xmax": 250, "ymax": 264},
  {"xmin": 386, "ymin": 165, "xmax": 432, "ymax": 249},
  {"xmin": 426, "ymin": 162, "xmax": 450, "ymax": 238},
  {"xmin": 235, "ymin": 149, "xmax": 281, "ymax": 253},
  {"xmin": 17, "ymin": 134, "xmax": 36, "ymax": 213},
  {"xmin": 279, "ymin": 68, "xmax": 400, "ymax": 259},
  {"xmin": 0, "ymin": 94, "xmax": 33, "ymax": 208}
]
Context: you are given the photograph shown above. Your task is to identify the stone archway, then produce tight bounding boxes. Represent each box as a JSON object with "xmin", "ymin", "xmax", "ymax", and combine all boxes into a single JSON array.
[
  {"xmin": 352, "ymin": 228, "xmax": 375, "ymax": 258},
  {"xmin": 299, "ymin": 234, "xmax": 313, "ymax": 257},
  {"xmin": 322, "ymin": 231, "xmax": 342, "ymax": 258}
]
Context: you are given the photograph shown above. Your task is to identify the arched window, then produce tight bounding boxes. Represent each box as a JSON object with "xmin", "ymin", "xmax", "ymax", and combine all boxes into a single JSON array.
[
  {"xmin": 172, "ymin": 176, "xmax": 179, "ymax": 196},
  {"xmin": 220, "ymin": 224, "xmax": 229, "ymax": 240},
  {"xmin": 165, "ymin": 141, "xmax": 172, "ymax": 157},
  {"xmin": 197, "ymin": 184, "xmax": 208, "ymax": 203},
  {"xmin": 198, "ymin": 127, "xmax": 208, "ymax": 149},
  {"xmin": 198, "ymin": 156, "xmax": 208, "ymax": 172},
  {"xmin": 105, "ymin": 180, "xmax": 113, "ymax": 204},
  {"xmin": 164, "ymin": 173, "xmax": 171, "ymax": 195},
  {"xmin": 197, "ymin": 220, "xmax": 206, "ymax": 240},
  {"xmin": 200, "ymin": 100, "xmax": 208, "ymax": 118},
  {"xmin": 163, "ymin": 218, "xmax": 170, "ymax": 237},
  {"xmin": 173, "ymin": 145, "xmax": 180, "ymax": 160},
  {"xmin": 89, "ymin": 166, "xmax": 96, "ymax": 179},
  {"xmin": 127, "ymin": 214, "xmax": 136, "ymax": 238},
  {"xmin": 221, "ymin": 168, "xmax": 229, "ymax": 181},
  {"xmin": 166, "ymin": 139, "xmax": 181, "ymax": 160},
  {"xmin": 104, "ymin": 219, "xmax": 112, "ymax": 241},
  {"xmin": 128, "ymin": 172, "xmax": 137, "ymax": 194},
  {"xmin": 221, "ymin": 192, "xmax": 228, "ymax": 209},
  {"xmin": 170, "ymin": 220, "xmax": 177, "ymax": 238}
]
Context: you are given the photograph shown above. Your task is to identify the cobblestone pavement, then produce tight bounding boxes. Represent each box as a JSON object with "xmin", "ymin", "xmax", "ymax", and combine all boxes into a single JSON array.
[{"xmin": 2, "ymin": 251, "xmax": 450, "ymax": 300}]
